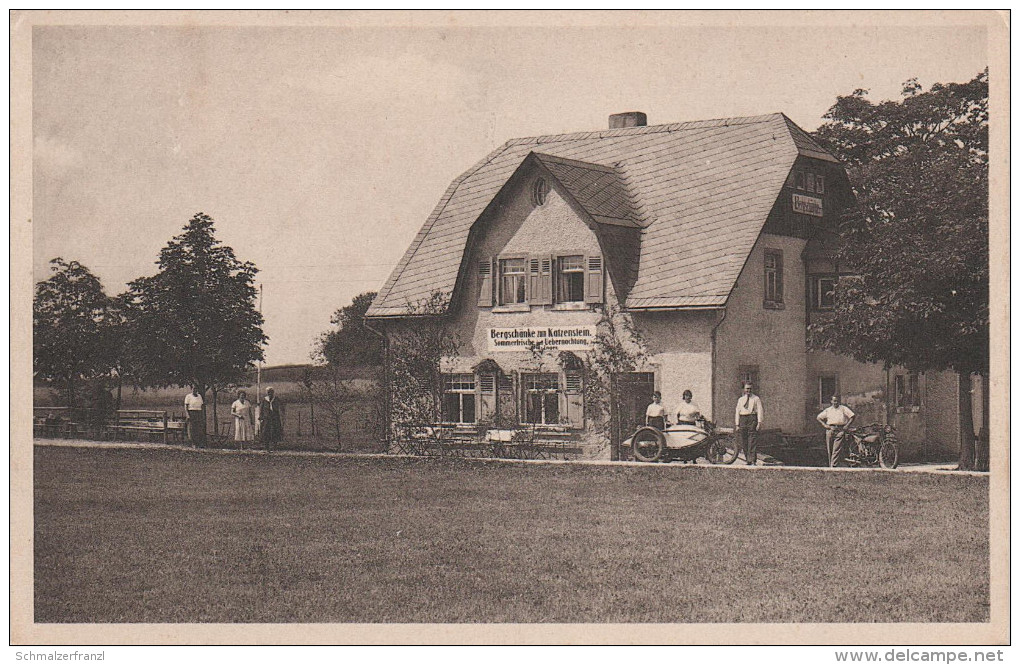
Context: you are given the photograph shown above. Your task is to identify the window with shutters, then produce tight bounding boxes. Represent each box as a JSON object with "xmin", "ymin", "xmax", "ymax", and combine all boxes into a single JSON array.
[
  {"xmin": 499, "ymin": 258, "xmax": 528, "ymax": 305},
  {"xmin": 556, "ymin": 255, "xmax": 585, "ymax": 303},
  {"xmin": 441, "ymin": 374, "xmax": 476, "ymax": 424},
  {"xmin": 523, "ymin": 373, "xmax": 560, "ymax": 425},
  {"xmin": 484, "ymin": 252, "xmax": 602, "ymax": 310},
  {"xmin": 764, "ymin": 250, "xmax": 784, "ymax": 307}
]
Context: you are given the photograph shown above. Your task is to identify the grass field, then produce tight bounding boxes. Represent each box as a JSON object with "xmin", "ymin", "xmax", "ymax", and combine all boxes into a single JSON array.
[{"xmin": 34, "ymin": 446, "xmax": 989, "ymax": 623}]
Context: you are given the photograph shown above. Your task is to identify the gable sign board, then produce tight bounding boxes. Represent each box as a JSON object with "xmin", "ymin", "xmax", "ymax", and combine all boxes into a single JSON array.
[
  {"xmin": 793, "ymin": 194, "xmax": 824, "ymax": 217},
  {"xmin": 488, "ymin": 326, "xmax": 596, "ymax": 352}
]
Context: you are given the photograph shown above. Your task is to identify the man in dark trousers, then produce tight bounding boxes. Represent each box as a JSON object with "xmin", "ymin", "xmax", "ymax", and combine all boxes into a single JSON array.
[
  {"xmin": 258, "ymin": 387, "xmax": 284, "ymax": 452},
  {"xmin": 734, "ymin": 382, "xmax": 763, "ymax": 466},
  {"xmin": 184, "ymin": 385, "xmax": 206, "ymax": 448}
]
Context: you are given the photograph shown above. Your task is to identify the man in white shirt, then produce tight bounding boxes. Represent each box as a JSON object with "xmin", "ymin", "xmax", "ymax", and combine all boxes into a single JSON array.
[
  {"xmin": 184, "ymin": 385, "xmax": 206, "ymax": 448},
  {"xmin": 817, "ymin": 394, "xmax": 856, "ymax": 467},
  {"xmin": 734, "ymin": 382, "xmax": 763, "ymax": 465},
  {"xmin": 645, "ymin": 391, "xmax": 667, "ymax": 430},
  {"xmin": 675, "ymin": 390, "xmax": 701, "ymax": 425}
]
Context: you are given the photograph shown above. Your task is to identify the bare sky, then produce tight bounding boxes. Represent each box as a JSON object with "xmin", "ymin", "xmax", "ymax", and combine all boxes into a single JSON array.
[{"xmin": 33, "ymin": 19, "xmax": 988, "ymax": 365}]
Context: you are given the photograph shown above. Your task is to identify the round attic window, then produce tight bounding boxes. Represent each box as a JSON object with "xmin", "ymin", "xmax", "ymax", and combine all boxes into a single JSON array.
[{"xmin": 532, "ymin": 177, "xmax": 549, "ymax": 206}]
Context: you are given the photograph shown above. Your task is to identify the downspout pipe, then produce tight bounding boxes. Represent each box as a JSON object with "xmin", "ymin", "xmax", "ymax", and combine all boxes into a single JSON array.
[{"xmin": 710, "ymin": 306, "xmax": 728, "ymax": 425}]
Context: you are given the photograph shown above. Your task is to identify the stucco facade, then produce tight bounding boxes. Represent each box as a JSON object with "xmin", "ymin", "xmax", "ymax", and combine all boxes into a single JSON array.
[{"xmin": 369, "ymin": 113, "xmax": 983, "ymax": 462}]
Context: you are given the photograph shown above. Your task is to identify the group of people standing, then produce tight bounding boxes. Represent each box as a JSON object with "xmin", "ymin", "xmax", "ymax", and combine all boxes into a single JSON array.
[
  {"xmin": 183, "ymin": 385, "xmax": 285, "ymax": 451},
  {"xmin": 645, "ymin": 382, "xmax": 856, "ymax": 467}
]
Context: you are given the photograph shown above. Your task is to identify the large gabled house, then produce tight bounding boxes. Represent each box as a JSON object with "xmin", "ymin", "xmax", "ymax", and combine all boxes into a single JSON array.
[{"xmin": 366, "ymin": 112, "xmax": 983, "ymax": 460}]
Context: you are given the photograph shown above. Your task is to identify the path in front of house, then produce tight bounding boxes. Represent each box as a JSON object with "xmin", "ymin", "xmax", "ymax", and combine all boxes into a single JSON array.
[{"xmin": 31, "ymin": 437, "xmax": 983, "ymax": 477}]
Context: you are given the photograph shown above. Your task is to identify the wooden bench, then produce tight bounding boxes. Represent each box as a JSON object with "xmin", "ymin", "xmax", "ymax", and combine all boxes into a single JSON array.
[
  {"xmin": 33, "ymin": 407, "xmax": 84, "ymax": 438},
  {"xmin": 108, "ymin": 410, "xmax": 169, "ymax": 443}
]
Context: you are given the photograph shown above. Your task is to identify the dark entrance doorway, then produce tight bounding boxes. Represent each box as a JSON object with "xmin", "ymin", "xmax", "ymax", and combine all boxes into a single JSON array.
[{"xmin": 613, "ymin": 372, "xmax": 655, "ymax": 459}]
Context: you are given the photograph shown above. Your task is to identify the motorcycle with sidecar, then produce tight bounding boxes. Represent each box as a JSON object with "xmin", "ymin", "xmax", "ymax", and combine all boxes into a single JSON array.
[{"xmin": 625, "ymin": 418, "xmax": 739, "ymax": 464}]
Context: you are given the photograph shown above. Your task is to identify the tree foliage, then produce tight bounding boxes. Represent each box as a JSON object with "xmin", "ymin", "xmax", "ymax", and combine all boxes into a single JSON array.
[
  {"xmin": 314, "ymin": 291, "xmax": 382, "ymax": 367},
  {"xmin": 811, "ymin": 70, "xmax": 988, "ymax": 469},
  {"xmin": 581, "ymin": 306, "xmax": 647, "ymax": 456},
  {"xmin": 387, "ymin": 291, "xmax": 459, "ymax": 429},
  {"xmin": 811, "ymin": 70, "xmax": 988, "ymax": 375},
  {"xmin": 33, "ymin": 258, "xmax": 116, "ymax": 407},
  {"xmin": 123, "ymin": 213, "xmax": 266, "ymax": 394}
]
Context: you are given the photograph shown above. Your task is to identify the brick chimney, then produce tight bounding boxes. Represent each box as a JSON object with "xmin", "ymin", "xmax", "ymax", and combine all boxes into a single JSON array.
[{"xmin": 609, "ymin": 112, "xmax": 647, "ymax": 129}]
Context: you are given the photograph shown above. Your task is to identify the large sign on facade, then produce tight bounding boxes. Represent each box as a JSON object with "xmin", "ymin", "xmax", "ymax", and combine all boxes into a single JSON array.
[
  {"xmin": 487, "ymin": 326, "xmax": 597, "ymax": 352},
  {"xmin": 792, "ymin": 193, "xmax": 824, "ymax": 217}
]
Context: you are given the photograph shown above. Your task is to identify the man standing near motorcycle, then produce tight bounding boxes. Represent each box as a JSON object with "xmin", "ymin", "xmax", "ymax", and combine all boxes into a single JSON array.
[
  {"xmin": 734, "ymin": 382, "xmax": 763, "ymax": 465},
  {"xmin": 817, "ymin": 395, "xmax": 856, "ymax": 467}
]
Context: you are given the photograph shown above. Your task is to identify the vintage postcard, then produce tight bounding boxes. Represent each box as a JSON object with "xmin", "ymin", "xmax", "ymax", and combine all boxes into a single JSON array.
[{"xmin": 10, "ymin": 10, "xmax": 1009, "ymax": 647}]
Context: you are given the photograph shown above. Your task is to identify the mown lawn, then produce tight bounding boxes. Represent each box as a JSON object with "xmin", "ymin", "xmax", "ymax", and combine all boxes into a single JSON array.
[{"xmin": 34, "ymin": 446, "xmax": 989, "ymax": 623}]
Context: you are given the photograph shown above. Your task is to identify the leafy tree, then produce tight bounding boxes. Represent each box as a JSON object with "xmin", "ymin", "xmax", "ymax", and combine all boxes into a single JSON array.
[
  {"xmin": 811, "ymin": 70, "xmax": 988, "ymax": 470},
  {"xmin": 33, "ymin": 258, "xmax": 116, "ymax": 408},
  {"xmin": 314, "ymin": 291, "xmax": 382, "ymax": 367},
  {"xmin": 581, "ymin": 305, "xmax": 647, "ymax": 459},
  {"xmin": 123, "ymin": 213, "xmax": 266, "ymax": 426},
  {"xmin": 387, "ymin": 291, "xmax": 459, "ymax": 431}
]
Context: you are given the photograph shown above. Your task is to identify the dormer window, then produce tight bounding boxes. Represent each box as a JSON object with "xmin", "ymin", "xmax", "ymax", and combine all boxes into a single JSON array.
[
  {"xmin": 532, "ymin": 178, "xmax": 549, "ymax": 206},
  {"xmin": 794, "ymin": 170, "xmax": 825, "ymax": 194}
]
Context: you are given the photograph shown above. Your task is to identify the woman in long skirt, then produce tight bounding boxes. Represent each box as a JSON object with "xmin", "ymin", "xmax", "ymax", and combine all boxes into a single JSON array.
[{"xmin": 231, "ymin": 391, "xmax": 255, "ymax": 449}]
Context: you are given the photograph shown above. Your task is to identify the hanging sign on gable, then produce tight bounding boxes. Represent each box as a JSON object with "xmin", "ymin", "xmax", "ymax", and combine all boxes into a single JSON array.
[{"xmin": 793, "ymin": 194, "xmax": 824, "ymax": 217}]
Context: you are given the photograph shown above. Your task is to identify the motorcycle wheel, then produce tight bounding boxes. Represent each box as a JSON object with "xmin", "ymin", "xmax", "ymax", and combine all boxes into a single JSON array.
[
  {"xmin": 632, "ymin": 427, "xmax": 666, "ymax": 463},
  {"xmin": 879, "ymin": 441, "xmax": 899, "ymax": 469},
  {"xmin": 706, "ymin": 435, "xmax": 739, "ymax": 465}
]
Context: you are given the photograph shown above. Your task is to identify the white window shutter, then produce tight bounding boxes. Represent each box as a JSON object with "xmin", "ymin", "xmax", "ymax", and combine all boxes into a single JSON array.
[
  {"xmin": 585, "ymin": 255, "xmax": 604, "ymax": 304},
  {"xmin": 477, "ymin": 258, "xmax": 494, "ymax": 307}
]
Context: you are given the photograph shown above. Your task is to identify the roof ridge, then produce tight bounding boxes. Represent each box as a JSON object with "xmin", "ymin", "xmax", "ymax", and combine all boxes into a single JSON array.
[
  {"xmin": 507, "ymin": 113, "xmax": 785, "ymax": 147},
  {"xmin": 368, "ymin": 138, "xmax": 517, "ymax": 313},
  {"xmin": 530, "ymin": 151, "xmax": 617, "ymax": 173}
]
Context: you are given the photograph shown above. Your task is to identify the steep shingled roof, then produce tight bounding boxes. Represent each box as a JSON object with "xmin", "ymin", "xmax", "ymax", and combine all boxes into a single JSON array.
[{"xmin": 367, "ymin": 113, "xmax": 836, "ymax": 317}]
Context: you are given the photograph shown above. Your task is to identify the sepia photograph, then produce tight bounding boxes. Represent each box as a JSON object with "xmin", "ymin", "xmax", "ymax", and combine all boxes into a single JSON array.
[{"xmin": 10, "ymin": 10, "xmax": 1009, "ymax": 648}]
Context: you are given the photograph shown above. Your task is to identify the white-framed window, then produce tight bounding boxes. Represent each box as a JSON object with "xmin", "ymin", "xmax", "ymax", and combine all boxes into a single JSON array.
[
  {"xmin": 523, "ymin": 373, "xmax": 560, "ymax": 425},
  {"xmin": 764, "ymin": 250, "xmax": 784, "ymax": 304},
  {"xmin": 556, "ymin": 255, "xmax": 585, "ymax": 303},
  {"xmin": 810, "ymin": 274, "xmax": 837, "ymax": 310},
  {"xmin": 442, "ymin": 373, "xmax": 476, "ymax": 424},
  {"xmin": 499, "ymin": 258, "xmax": 528, "ymax": 305}
]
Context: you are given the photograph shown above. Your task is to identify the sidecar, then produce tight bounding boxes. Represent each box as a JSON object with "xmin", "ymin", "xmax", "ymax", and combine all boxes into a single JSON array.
[{"xmin": 625, "ymin": 421, "xmax": 738, "ymax": 464}]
